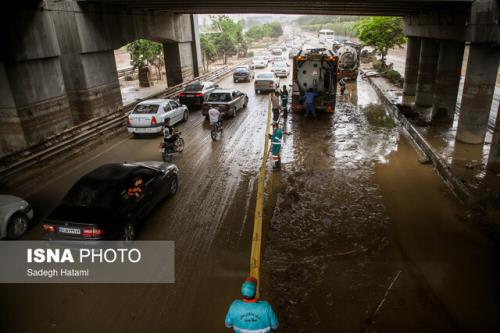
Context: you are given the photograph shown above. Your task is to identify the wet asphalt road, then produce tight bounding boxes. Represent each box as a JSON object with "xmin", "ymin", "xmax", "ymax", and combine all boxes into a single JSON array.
[
  {"xmin": 1, "ymin": 55, "xmax": 500, "ymax": 333},
  {"xmin": 0, "ymin": 68, "xmax": 279, "ymax": 332}
]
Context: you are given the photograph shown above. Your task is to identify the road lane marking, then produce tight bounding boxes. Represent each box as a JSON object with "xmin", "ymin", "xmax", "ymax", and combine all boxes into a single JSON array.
[{"xmin": 249, "ymin": 94, "xmax": 272, "ymax": 296}]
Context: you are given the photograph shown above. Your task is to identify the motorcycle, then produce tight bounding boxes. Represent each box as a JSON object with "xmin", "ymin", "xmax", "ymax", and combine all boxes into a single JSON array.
[
  {"xmin": 211, "ymin": 121, "xmax": 222, "ymax": 141},
  {"xmin": 159, "ymin": 133, "xmax": 184, "ymax": 162}
]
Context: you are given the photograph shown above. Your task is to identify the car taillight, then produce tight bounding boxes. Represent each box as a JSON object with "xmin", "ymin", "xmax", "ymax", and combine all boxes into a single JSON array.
[
  {"xmin": 195, "ymin": 93, "xmax": 204, "ymax": 97},
  {"xmin": 151, "ymin": 116, "xmax": 157, "ymax": 126},
  {"xmin": 43, "ymin": 224, "xmax": 56, "ymax": 233},
  {"xmin": 127, "ymin": 117, "xmax": 131, "ymax": 126},
  {"xmin": 82, "ymin": 227, "xmax": 106, "ymax": 238},
  {"xmin": 178, "ymin": 92, "xmax": 186, "ymax": 97}
]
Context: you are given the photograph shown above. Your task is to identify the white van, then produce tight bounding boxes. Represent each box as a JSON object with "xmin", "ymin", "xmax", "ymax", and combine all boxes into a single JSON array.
[{"xmin": 318, "ymin": 29, "xmax": 335, "ymax": 44}]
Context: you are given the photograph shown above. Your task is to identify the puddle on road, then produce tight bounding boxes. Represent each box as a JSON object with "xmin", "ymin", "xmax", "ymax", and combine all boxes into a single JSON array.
[{"xmin": 261, "ymin": 78, "xmax": 499, "ymax": 332}]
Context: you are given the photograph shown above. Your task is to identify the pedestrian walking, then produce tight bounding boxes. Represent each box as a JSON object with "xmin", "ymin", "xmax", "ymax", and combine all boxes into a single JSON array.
[{"xmin": 225, "ymin": 277, "xmax": 279, "ymax": 332}]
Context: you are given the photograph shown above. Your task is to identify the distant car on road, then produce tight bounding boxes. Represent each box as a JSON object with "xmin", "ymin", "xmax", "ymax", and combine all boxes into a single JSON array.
[
  {"xmin": 252, "ymin": 56, "xmax": 268, "ymax": 68},
  {"xmin": 271, "ymin": 61, "xmax": 290, "ymax": 78},
  {"xmin": 127, "ymin": 99, "xmax": 189, "ymax": 136},
  {"xmin": 270, "ymin": 56, "xmax": 287, "ymax": 65},
  {"xmin": 202, "ymin": 89, "xmax": 248, "ymax": 119},
  {"xmin": 233, "ymin": 65, "xmax": 255, "ymax": 82},
  {"xmin": 289, "ymin": 48, "xmax": 301, "ymax": 58},
  {"xmin": 178, "ymin": 81, "xmax": 217, "ymax": 108},
  {"xmin": 254, "ymin": 72, "xmax": 280, "ymax": 94},
  {"xmin": 43, "ymin": 162, "xmax": 179, "ymax": 240},
  {"xmin": 271, "ymin": 48, "xmax": 283, "ymax": 56},
  {"xmin": 0, "ymin": 195, "xmax": 33, "ymax": 239}
]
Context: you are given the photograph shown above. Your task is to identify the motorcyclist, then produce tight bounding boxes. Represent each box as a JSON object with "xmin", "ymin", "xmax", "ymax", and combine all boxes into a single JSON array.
[
  {"xmin": 225, "ymin": 277, "xmax": 279, "ymax": 332},
  {"xmin": 279, "ymin": 85, "xmax": 289, "ymax": 118},
  {"xmin": 208, "ymin": 106, "xmax": 223, "ymax": 131},
  {"xmin": 163, "ymin": 117, "xmax": 179, "ymax": 152}
]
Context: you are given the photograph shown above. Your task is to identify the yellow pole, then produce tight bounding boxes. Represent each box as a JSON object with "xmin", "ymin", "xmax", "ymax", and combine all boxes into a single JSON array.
[{"xmin": 249, "ymin": 95, "xmax": 272, "ymax": 297}]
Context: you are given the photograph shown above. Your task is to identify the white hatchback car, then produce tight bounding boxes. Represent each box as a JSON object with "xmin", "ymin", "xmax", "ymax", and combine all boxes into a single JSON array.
[
  {"xmin": 0, "ymin": 195, "xmax": 33, "ymax": 239},
  {"xmin": 127, "ymin": 99, "xmax": 189, "ymax": 135},
  {"xmin": 252, "ymin": 56, "xmax": 268, "ymax": 69},
  {"xmin": 271, "ymin": 61, "xmax": 290, "ymax": 78}
]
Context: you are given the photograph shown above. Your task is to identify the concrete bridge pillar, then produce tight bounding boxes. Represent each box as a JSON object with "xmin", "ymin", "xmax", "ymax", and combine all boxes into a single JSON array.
[
  {"xmin": 487, "ymin": 104, "xmax": 500, "ymax": 172},
  {"xmin": 164, "ymin": 41, "xmax": 195, "ymax": 87},
  {"xmin": 0, "ymin": 9, "xmax": 73, "ymax": 156},
  {"xmin": 415, "ymin": 38, "xmax": 440, "ymax": 107},
  {"xmin": 456, "ymin": 44, "xmax": 499, "ymax": 144},
  {"xmin": 403, "ymin": 36, "xmax": 421, "ymax": 97},
  {"xmin": 432, "ymin": 40, "xmax": 465, "ymax": 122}
]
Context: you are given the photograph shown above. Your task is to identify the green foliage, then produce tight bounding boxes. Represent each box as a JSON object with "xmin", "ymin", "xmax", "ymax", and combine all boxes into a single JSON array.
[
  {"xmin": 208, "ymin": 15, "xmax": 247, "ymax": 63},
  {"xmin": 126, "ymin": 39, "xmax": 163, "ymax": 69},
  {"xmin": 355, "ymin": 17, "xmax": 406, "ymax": 65},
  {"xmin": 373, "ymin": 61, "xmax": 404, "ymax": 87},
  {"xmin": 245, "ymin": 22, "xmax": 284, "ymax": 42},
  {"xmin": 124, "ymin": 75, "xmax": 134, "ymax": 81},
  {"xmin": 200, "ymin": 33, "xmax": 218, "ymax": 71},
  {"xmin": 294, "ymin": 16, "xmax": 361, "ymax": 37}
]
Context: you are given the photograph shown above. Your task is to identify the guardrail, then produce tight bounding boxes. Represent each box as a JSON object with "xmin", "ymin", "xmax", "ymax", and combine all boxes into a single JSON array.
[{"xmin": 0, "ymin": 59, "xmax": 251, "ymax": 180}]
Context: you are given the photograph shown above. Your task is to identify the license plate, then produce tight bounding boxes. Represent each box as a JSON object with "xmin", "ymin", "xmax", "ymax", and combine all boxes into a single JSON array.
[
  {"xmin": 59, "ymin": 227, "xmax": 80, "ymax": 235},
  {"xmin": 186, "ymin": 94, "xmax": 194, "ymax": 97}
]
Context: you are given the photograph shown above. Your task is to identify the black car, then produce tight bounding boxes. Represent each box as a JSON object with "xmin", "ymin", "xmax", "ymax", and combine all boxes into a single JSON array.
[
  {"xmin": 43, "ymin": 162, "xmax": 178, "ymax": 240},
  {"xmin": 233, "ymin": 65, "xmax": 255, "ymax": 83},
  {"xmin": 178, "ymin": 81, "xmax": 217, "ymax": 108},
  {"xmin": 202, "ymin": 89, "xmax": 249, "ymax": 119}
]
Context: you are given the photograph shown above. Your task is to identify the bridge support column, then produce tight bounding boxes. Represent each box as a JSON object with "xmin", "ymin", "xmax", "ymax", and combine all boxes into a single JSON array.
[
  {"xmin": 403, "ymin": 36, "xmax": 421, "ymax": 98},
  {"xmin": 432, "ymin": 40, "xmax": 464, "ymax": 122},
  {"xmin": 164, "ymin": 41, "xmax": 195, "ymax": 87},
  {"xmin": 415, "ymin": 38, "xmax": 439, "ymax": 107},
  {"xmin": 456, "ymin": 44, "xmax": 499, "ymax": 144},
  {"xmin": 61, "ymin": 51, "xmax": 122, "ymax": 122},
  {"xmin": 487, "ymin": 104, "xmax": 500, "ymax": 172}
]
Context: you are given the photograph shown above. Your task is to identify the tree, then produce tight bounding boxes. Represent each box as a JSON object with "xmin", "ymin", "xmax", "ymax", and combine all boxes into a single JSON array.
[
  {"xmin": 209, "ymin": 15, "xmax": 242, "ymax": 64},
  {"xmin": 355, "ymin": 17, "xmax": 406, "ymax": 66},
  {"xmin": 126, "ymin": 39, "xmax": 164, "ymax": 80},
  {"xmin": 200, "ymin": 33, "xmax": 217, "ymax": 71}
]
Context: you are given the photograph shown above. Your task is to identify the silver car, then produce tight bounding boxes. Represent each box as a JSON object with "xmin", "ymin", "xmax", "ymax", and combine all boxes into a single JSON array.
[
  {"xmin": 0, "ymin": 195, "xmax": 34, "ymax": 239},
  {"xmin": 127, "ymin": 99, "xmax": 189, "ymax": 136}
]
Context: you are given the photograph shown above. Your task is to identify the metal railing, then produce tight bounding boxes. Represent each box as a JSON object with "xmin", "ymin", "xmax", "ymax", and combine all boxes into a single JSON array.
[{"xmin": 0, "ymin": 59, "xmax": 251, "ymax": 180}]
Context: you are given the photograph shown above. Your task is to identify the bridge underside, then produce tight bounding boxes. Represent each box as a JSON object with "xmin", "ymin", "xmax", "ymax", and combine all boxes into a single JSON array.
[{"xmin": 78, "ymin": 0, "xmax": 470, "ymax": 16}]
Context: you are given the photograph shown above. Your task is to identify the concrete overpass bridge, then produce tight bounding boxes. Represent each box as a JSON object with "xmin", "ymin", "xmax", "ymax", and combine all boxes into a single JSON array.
[{"xmin": 1, "ymin": 0, "xmax": 499, "ymax": 168}]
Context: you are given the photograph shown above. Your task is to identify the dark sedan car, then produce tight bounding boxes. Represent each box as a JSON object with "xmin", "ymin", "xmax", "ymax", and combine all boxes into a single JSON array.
[
  {"xmin": 233, "ymin": 65, "xmax": 254, "ymax": 83},
  {"xmin": 202, "ymin": 89, "xmax": 248, "ymax": 119},
  {"xmin": 178, "ymin": 81, "xmax": 217, "ymax": 108},
  {"xmin": 43, "ymin": 162, "xmax": 178, "ymax": 240}
]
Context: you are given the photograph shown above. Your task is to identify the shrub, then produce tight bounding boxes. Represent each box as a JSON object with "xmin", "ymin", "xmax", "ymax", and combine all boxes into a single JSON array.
[{"xmin": 124, "ymin": 75, "xmax": 134, "ymax": 81}]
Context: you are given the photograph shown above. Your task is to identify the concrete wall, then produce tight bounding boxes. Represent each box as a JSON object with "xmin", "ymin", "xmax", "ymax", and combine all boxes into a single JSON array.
[{"xmin": 0, "ymin": 1, "xmax": 200, "ymax": 157}]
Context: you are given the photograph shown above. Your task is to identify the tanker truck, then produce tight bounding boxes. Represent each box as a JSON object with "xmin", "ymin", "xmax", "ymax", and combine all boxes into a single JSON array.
[
  {"xmin": 337, "ymin": 41, "xmax": 362, "ymax": 80},
  {"xmin": 291, "ymin": 48, "xmax": 338, "ymax": 113}
]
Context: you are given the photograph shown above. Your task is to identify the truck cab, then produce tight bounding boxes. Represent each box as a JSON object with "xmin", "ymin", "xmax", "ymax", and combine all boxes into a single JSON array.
[{"xmin": 291, "ymin": 49, "xmax": 338, "ymax": 113}]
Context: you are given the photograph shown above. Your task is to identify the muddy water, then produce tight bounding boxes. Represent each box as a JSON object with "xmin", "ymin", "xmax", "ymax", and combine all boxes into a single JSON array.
[{"xmin": 261, "ymin": 78, "xmax": 500, "ymax": 332}]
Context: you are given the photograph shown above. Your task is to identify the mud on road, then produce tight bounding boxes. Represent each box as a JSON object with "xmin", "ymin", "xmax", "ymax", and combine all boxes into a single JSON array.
[{"xmin": 261, "ymin": 79, "xmax": 471, "ymax": 333}]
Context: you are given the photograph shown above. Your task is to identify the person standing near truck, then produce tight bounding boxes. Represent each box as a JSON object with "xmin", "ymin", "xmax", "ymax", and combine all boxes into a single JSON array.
[
  {"xmin": 303, "ymin": 88, "xmax": 318, "ymax": 118},
  {"xmin": 271, "ymin": 91, "xmax": 280, "ymax": 122},
  {"xmin": 280, "ymin": 85, "xmax": 289, "ymax": 118}
]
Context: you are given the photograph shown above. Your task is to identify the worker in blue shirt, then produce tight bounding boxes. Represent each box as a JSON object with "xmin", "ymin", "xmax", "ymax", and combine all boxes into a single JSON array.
[
  {"xmin": 225, "ymin": 277, "xmax": 279, "ymax": 333},
  {"xmin": 303, "ymin": 88, "xmax": 318, "ymax": 118}
]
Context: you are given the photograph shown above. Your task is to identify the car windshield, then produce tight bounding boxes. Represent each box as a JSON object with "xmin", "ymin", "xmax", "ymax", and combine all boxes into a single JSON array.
[
  {"xmin": 185, "ymin": 83, "xmax": 203, "ymax": 92},
  {"xmin": 257, "ymin": 73, "xmax": 274, "ymax": 79},
  {"xmin": 208, "ymin": 93, "xmax": 232, "ymax": 102},
  {"xmin": 133, "ymin": 104, "xmax": 159, "ymax": 114},
  {"xmin": 62, "ymin": 180, "xmax": 117, "ymax": 209},
  {"xmin": 274, "ymin": 62, "xmax": 287, "ymax": 68},
  {"xmin": 235, "ymin": 67, "xmax": 248, "ymax": 72},
  {"xmin": 254, "ymin": 57, "xmax": 265, "ymax": 61}
]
